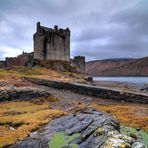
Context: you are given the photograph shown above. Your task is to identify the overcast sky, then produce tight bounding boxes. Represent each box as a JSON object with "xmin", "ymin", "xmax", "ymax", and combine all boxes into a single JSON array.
[{"xmin": 0, "ymin": 0, "xmax": 148, "ymax": 61}]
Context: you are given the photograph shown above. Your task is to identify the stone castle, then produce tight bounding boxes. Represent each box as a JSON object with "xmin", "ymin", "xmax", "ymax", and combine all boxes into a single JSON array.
[
  {"xmin": 34, "ymin": 22, "xmax": 70, "ymax": 61},
  {"xmin": 2, "ymin": 22, "xmax": 85, "ymax": 73}
]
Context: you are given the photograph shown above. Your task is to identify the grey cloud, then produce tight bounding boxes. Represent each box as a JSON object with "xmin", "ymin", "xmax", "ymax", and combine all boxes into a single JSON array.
[
  {"xmin": 0, "ymin": 0, "xmax": 148, "ymax": 61},
  {"xmin": 73, "ymin": 41, "xmax": 147, "ymax": 61}
]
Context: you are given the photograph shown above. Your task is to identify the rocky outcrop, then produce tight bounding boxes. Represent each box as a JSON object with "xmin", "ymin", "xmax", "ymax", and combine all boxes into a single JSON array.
[
  {"xmin": 9, "ymin": 109, "xmax": 145, "ymax": 148},
  {"xmin": 140, "ymin": 84, "xmax": 148, "ymax": 93},
  {"xmin": 0, "ymin": 87, "xmax": 51, "ymax": 101},
  {"xmin": 34, "ymin": 59, "xmax": 77, "ymax": 72},
  {"xmin": 25, "ymin": 77, "xmax": 148, "ymax": 104}
]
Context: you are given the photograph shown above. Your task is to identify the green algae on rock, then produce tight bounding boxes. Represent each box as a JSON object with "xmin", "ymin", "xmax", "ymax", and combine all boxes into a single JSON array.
[
  {"xmin": 48, "ymin": 132, "xmax": 79, "ymax": 148},
  {"xmin": 120, "ymin": 125, "xmax": 148, "ymax": 146}
]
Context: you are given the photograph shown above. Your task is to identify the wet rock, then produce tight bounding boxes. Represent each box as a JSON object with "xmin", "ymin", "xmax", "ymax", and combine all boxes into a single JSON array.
[
  {"xmin": 0, "ymin": 82, "xmax": 8, "ymax": 86},
  {"xmin": 84, "ymin": 76, "xmax": 93, "ymax": 82},
  {"xmin": 0, "ymin": 87, "xmax": 51, "ymax": 101},
  {"xmin": 9, "ymin": 109, "xmax": 145, "ymax": 148},
  {"xmin": 103, "ymin": 138, "xmax": 131, "ymax": 148},
  {"xmin": 131, "ymin": 142, "xmax": 146, "ymax": 148},
  {"xmin": 140, "ymin": 84, "xmax": 148, "ymax": 93},
  {"xmin": 107, "ymin": 131, "xmax": 134, "ymax": 144}
]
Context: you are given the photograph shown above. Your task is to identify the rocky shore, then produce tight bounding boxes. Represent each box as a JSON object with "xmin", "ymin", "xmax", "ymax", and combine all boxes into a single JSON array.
[
  {"xmin": 9, "ymin": 109, "xmax": 145, "ymax": 148},
  {"xmin": 93, "ymin": 80, "xmax": 148, "ymax": 94},
  {"xmin": 0, "ymin": 77, "xmax": 147, "ymax": 147}
]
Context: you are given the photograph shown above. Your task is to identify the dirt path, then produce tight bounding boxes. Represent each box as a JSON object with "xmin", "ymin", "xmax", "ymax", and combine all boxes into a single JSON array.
[{"xmin": 40, "ymin": 86, "xmax": 120, "ymax": 112}]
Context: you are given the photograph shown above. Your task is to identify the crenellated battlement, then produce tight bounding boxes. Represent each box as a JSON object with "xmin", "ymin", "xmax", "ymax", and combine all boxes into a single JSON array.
[{"xmin": 35, "ymin": 22, "xmax": 70, "ymax": 38}]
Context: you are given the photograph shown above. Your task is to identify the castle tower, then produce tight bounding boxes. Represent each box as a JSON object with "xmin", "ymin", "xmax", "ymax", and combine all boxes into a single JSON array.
[
  {"xmin": 71, "ymin": 56, "xmax": 85, "ymax": 73},
  {"xmin": 33, "ymin": 22, "xmax": 70, "ymax": 61}
]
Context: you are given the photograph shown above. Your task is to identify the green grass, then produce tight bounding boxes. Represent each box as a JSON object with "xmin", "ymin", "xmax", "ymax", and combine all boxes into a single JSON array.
[
  {"xmin": 0, "ymin": 67, "xmax": 39, "ymax": 76},
  {"xmin": 48, "ymin": 132, "xmax": 79, "ymax": 148},
  {"xmin": 120, "ymin": 125, "xmax": 148, "ymax": 146},
  {"xmin": 0, "ymin": 101, "xmax": 63, "ymax": 147}
]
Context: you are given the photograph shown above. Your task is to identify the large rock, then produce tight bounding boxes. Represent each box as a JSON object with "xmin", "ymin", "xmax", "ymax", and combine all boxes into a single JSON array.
[
  {"xmin": 9, "ymin": 109, "xmax": 145, "ymax": 148},
  {"xmin": 0, "ymin": 86, "xmax": 51, "ymax": 101},
  {"xmin": 140, "ymin": 84, "xmax": 148, "ymax": 93}
]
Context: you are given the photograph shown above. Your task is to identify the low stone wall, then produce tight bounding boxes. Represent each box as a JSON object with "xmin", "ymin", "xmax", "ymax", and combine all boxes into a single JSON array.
[
  {"xmin": 5, "ymin": 52, "xmax": 33, "ymax": 68},
  {"xmin": 25, "ymin": 77, "xmax": 148, "ymax": 104}
]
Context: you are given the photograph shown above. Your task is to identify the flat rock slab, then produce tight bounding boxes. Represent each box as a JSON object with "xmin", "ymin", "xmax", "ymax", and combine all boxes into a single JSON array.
[
  {"xmin": 9, "ymin": 109, "xmax": 145, "ymax": 148},
  {"xmin": 0, "ymin": 87, "xmax": 51, "ymax": 101}
]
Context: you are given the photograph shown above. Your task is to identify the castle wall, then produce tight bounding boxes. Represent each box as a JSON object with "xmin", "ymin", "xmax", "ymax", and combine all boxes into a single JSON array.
[
  {"xmin": 0, "ymin": 61, "xmax": 5, "ymax": 68},
  {"xmin": 5, "ymin": 52, "xmax": 33, "ymax": 68},
  {"xmin": 33, "ymin": 34, "xmax": 45, "ymax": 60},
  {"xmin": 34, "ymin": 22, "xmax": 70, "ymax": 61}
]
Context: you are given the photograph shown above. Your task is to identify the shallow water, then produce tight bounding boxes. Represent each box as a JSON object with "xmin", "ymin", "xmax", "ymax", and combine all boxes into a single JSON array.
[{"xmin": 93, "ymin": 77, "xmax": 148, "ymax": 85}]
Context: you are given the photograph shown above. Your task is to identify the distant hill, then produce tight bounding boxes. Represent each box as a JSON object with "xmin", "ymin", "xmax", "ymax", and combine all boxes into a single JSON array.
[{"xmin": 86, "ymin": 57, "xmax": 148, "ymax": 76}]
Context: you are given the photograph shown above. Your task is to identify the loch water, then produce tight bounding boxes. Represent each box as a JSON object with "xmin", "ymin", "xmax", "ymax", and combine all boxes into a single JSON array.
[{"xmin": 93, "ymin": 77, "xmax": 148, "ymax": 85}]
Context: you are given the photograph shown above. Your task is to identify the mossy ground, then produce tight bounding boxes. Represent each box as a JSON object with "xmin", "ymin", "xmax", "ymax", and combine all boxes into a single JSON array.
[
  {"xmin": 120, "ymin": 125, "xmax": 148, "ymax": 146},
  {"xmin": 0, "ymin": 66, "xmax": 86, "ymax": 83},
  {"xmin": 48, "ymin": 132, "xmax": 79, "ymax": 148},
  {"xmin": 0, "ymin": 99, "xmax": 64, "ymax": 147},
  {"xmin": 92, "ymin": 103, "xmax": 148, "ymax": 132}
]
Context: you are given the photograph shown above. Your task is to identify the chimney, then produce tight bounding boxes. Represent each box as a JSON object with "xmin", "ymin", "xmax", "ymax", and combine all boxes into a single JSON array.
[
  {"xmin": 37, "ymin": 22, "xmax": 40, "ymax": 32},
  {"xmin": 54, "ymin": 25, "xmax": 58, "ymax": 31}
]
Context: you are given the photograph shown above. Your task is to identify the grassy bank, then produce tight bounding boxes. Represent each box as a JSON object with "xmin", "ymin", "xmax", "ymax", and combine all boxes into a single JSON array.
[
  {"xmin": 0, "ymin": 67, "xmax": 86, "ymax": 83},
  {"xmin": 92, "ymin": 103, "xmax": 148, "ymax": 132},
  {"xmin": 0, "ymin": 97, "xmax": 64, "ymax": 147}
]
